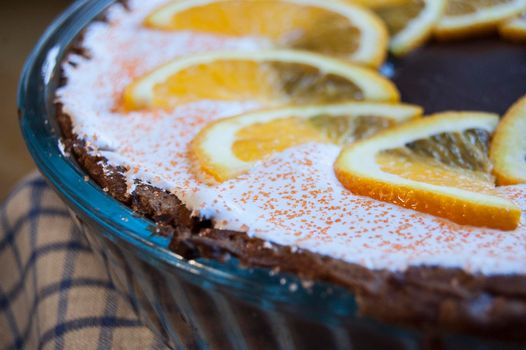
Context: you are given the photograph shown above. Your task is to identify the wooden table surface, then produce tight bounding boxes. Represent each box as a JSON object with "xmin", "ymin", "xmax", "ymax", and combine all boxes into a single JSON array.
[{"xmin": 0, "ymin": 0, "xmax": 69, "ymax": 200}]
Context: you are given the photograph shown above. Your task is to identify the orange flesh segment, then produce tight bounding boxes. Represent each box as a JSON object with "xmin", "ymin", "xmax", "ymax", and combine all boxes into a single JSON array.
[
  {"xmin": 376, "ymin": 0, "xmax": 425, "ymax": 35},
  {"xmin": 152, "ymin": 61, "xmax": 278, "ymax": 108},
  {"xmin": 377, "ymin": 151, "xmax": 497, "ymax": 195},
  {"xmin": 232, "ymin": 117, "xmax": 325, "ymax": 162},
  {"xmin": 445, "ymin": 0, "xmax": 515, "ymax": 16}
]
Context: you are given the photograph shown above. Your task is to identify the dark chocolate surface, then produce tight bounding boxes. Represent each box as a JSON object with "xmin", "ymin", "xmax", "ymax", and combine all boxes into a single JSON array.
[{"xmin": 392, "ymin": 37, "xmax": 526, "ymax": 115}]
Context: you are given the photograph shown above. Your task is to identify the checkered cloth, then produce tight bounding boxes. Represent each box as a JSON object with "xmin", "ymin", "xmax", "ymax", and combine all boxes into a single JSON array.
[{"xmin": 0, "ymin": 173, "xmax": 169, "ymax": 350}]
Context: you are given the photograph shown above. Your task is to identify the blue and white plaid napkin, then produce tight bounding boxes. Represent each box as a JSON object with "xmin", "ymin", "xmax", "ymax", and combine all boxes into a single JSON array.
[{"xmin": 0, "ymin": 172, "xmax": 168, "ymax": 350}]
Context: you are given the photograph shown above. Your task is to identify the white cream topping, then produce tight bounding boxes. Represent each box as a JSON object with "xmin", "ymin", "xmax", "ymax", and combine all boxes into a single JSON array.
[{"xmin": 57, "ymin": 0, "xmax": 526, "ymax": 275}]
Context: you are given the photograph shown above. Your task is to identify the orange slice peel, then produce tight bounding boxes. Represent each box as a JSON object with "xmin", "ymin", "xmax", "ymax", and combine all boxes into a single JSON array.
[
  {"xmin": 490, "ymin": 95, "xmax": 526, "ymax": 185},
  {"xmin": 375, "ymin": 0, "xmax": 447, "ymax": 55},
  {"xmin": 435, "ymin": 0, "xmax": 526, "ymax": 39}
]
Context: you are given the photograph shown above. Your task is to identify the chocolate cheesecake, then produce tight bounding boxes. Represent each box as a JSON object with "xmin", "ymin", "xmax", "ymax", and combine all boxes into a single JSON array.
[{"xmin": 56, "ymin": 0, "xmax": 526, "ymax": 342}]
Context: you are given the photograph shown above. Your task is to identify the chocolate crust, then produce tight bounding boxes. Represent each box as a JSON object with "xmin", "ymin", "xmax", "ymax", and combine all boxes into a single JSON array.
[
  {"xmin": 57, "ymin": 105, "xmax": 526, "ymax": 342},
  {"xmin": 54, "ymin": 4, "xmax": 526, "ymax": 343}
]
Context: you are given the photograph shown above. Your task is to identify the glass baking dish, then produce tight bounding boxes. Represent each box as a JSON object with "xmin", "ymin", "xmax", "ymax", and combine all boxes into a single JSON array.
[{"xmin": 17, "ymin": 1, "xmax": 525, "ymax": 348}]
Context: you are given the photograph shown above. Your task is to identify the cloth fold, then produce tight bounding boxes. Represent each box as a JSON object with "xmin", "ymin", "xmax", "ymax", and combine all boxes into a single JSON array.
[{"xmin": 0, "ymin": 172, "xmax": 168, "ymax": 350}]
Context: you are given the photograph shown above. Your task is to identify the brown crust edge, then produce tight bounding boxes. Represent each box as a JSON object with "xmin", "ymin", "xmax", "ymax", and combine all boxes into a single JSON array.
[{"xmin": 54, "ymin": 3, "xmax": 526, "ymax": 343}]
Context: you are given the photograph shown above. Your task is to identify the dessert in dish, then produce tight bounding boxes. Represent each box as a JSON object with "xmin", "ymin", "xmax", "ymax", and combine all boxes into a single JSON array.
[{"xmin": 56, "ymin": 0, "xmax": 526, "ymax": 341}]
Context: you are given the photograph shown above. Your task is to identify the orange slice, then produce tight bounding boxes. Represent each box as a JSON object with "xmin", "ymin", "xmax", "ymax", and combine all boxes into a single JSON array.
[
  {"xmin": 374, "ymin": 0, "xmax": 447, "ymax": 55},
  {"xmin": 435, "ymin": 0, "xmax": 526, "ymax": 39},
  {"xmin": 335, "ymin": 112, "xmax": 521, "ymax": 230},
  {"xmin": 490, "ymin": 95, "xmax": 526, "ymax": 185},
  {"xmin": 123, "ymin": 49, "xmax": 399, "ymax": 111},
  {"xmin": 352, "ymin": 0, "xmax": 409, "ymax": 8},
  {"xmin": 145, "ymin": 0, "xmax": 388, "ymax": 67},
  {"xmin": 192, "ymin": 102, "xmax": 422, "ymax": 181},
  {"xmin": 499, "ymin": 13, "xmax": 526, "ymax": 41}
]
